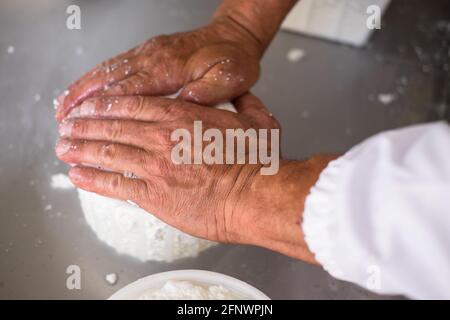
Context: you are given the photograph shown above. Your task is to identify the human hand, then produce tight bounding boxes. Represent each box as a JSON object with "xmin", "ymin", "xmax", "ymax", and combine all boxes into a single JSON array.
[
  {"xmin": 55, "ymin": 20, "xmax": 262, "ymax": 121},
  {"xmin": 55, "ymin": 93, "xmax": 335, "ymax": 263},
  {"xmin": 56, "ymin": 93, "xmax": 278, "ymax": 240}
]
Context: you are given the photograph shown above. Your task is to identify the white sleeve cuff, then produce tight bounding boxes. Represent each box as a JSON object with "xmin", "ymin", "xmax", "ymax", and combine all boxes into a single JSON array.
[
  {"xmin": 301, "ymin": 122, "xmax": 450, "ymax": 299},
  {"xmin": 302, "ymin": 153, "xmax": 350, "ymax": 280}
]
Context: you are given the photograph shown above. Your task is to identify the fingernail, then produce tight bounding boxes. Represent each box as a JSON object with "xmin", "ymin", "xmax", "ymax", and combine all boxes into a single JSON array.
[
  {"xmin": 56, "ymin": 92, "xmax": 66, "ymax": 107},
  {"xmin": 67, "ymin": 107, "xmax": 80, "ymax": 118},
  {"xmin": 182, "ymin": 88, "xmax": 200, "ymax": 103},
  {"xmin": 69, "ymin": 166, "xmax": 93, "ymax": 184},
  {"xmin": 55, "ymin": 139, "xmax": 71, "ymax": 157},
  {"xmin": 59, "ymin": 120, "xmax": 73, "ymax": 137}
]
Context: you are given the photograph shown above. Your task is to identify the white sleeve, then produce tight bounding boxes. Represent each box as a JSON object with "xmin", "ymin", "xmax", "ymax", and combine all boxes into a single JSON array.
[{"xmin": 302, "ymin": 121, "xmax": 450, "ymax": 299}]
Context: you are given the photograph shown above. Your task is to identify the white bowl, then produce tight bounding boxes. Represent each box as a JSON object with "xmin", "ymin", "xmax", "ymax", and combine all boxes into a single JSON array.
[{"xmin": 109, "ymin": 270, "xmax": 270, "ymax": 300}]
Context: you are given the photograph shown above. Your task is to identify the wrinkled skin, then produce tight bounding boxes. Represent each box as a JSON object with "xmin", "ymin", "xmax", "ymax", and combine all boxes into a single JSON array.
[
  {"xmin": 53, "ymin": 8, "xmax": 329, "ymax": 263},
  {"xmin": 55, "ymin": 20, "xmax": 262, "ymax": 121},
  {"xmin": 56, "ymin": 94, "xmax": 282, "ymax": 244}
]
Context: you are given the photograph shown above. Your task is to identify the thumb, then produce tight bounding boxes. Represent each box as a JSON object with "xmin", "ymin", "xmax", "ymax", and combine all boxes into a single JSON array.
[
  {"xmin": 233, "ymin": 93, "xmax": 280, "ymax": 129},
  {"xmin": 179, "ymin": 45, "xmax": 259, "ymax": 105},
  {"xmin": 233, "ymin": 93, "xmax": 268, "ymax": 115}
]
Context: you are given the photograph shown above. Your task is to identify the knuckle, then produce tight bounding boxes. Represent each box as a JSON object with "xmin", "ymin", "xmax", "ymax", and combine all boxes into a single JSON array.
[
  {"xmin": 132, "ymin": 183, "xmax": 147, "ymax": 202},
  {"xmin": 139, "ymin": 69, "xmax": 153, "ymax": 80},
  {"xmin": 153, "ymin": 156, "xmax": 171, "ymax": 175},
  {"xmin": 72, "ymin": 120, "xmax": 87, "ymax": 137},
  {"xmin": 145, "ymin": 35, "xmax": 170, "ymax": 50},
  {"xmin": 107, "ymin": 174, "xmax": 122, "ymax": 191},
  {"xmin": 125, "ymin": 96, "xmax": 145, "ymax": 117},
  {"xmin": 89, "ymin": 98, "xmax": 102, "ymax": 114},
  {"xmin": 106, "ymin": 120, "xmax": 124, "ymax": 140},
  {"xmin": 150, "ymin": 125, "xmax": 173, "ymax": 149},
  {"xmin": 137, "ymin": 154, "xmax": 149, "ymax": 171},
  {"xmin": 163, "ymin": 119, "xmax": 194, "ymax": 151},
  {"xmin": 99, "ymin": 143, "xmax": 116, "ymax": 161},
  {"xmin": 178, "ymin": 118, "xmax": 194, "ymax": 130},
  {"xmin": 144, "ymin": 180, "xmax": 165, "ymax": 207},
  {"xmin": 68, "ymin": 140, "xmax": 82, "ymax": 156},
  {"xmin": 164, "ymin": 102, "xmax": 185, "ymax": 119},
  {"xmin": 157, "ymin": 47, "xmax": 178, "ymax": 61},
  {"xmin": 99, "ymin": 60, "xmax": 110, "ymax": 72},
  {"xmin": 112, "ymin": 81, "xmax": 129, "ymax": 95},
  {"xmin": 136, "ymin": 152, "xmax": 153, "ymax": 173}
]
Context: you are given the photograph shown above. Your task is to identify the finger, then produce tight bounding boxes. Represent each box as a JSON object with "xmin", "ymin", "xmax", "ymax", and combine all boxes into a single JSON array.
[
  {"xmin": 57, "ymin": 36, "xmax": 176, "ymax": 113},
  {"xmin": 69, "ymin": 166, "xmax": 149, "ymax": 204},
  {"xmin": 179, "ymin": 47, "xmax": 259, "ymax": 105},
  {"xmin": 56, "ymin": 56, "xmax": 142, "ymax": 121},
  {"xmin": 103, "ymin": 69, "xmax": 182, "ymax": 97},
  {"xmin": 66, "ymin": 96, "xmax": 195, "ymax": 122},
  {"xmin": 70, "ymin": 47, "xmax": 138, "ymax": 92},
  {"xmin": 56, "ymin": 57, "xmax": 140, "ymax": 121},
  {"xmin": 58, "ymin": 118, "xmax": 158, "ymax": 150},
  {"xmin": 55, "ymin": 139, "xmax": 150, "ymax": 178},
  {"xmin": 233, "ymin": 93, "xmax": 279, "ymax": 129},
  {"xmin": 233, "ymin": 93, "xmax": 269, "ymax": 115},
  {"xmin": 57, "ymin": 46, "xmax": 138, "ymax": 105}
]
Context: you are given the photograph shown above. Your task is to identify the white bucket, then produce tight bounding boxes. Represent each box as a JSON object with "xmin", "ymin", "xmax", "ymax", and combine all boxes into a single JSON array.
[{"xmin": 282, "ymin": 0, "xmax": 391, "ymax": 47}]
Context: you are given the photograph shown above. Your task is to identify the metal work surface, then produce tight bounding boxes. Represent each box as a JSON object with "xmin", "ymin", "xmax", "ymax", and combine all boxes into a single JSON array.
[{"xmin": 0, "ymin": 0, "xmax": 448, "ymax": 299}]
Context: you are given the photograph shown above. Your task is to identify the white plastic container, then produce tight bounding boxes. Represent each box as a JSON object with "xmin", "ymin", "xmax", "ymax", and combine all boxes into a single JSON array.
[
  {"xmin": 282, "ymin": 0, "xmax": 391, "ymax": 47},
  {"xmin": 109, "ymin": 270, "xmax": 270, "ymax": 300}
]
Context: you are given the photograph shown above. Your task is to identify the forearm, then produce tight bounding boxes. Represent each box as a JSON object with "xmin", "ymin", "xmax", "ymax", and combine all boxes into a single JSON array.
[
  {"xmin": 233, "ymin": 155, "xmax": 339, "ymax": 264},
  {"xmin": 212, "ymin": 0, "xmax": 298, "ymax": 58}
]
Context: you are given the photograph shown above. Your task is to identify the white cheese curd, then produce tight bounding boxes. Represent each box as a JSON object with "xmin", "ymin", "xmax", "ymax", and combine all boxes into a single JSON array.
[
  {"xmin": 78, "ymin": 189, "xmax": 216, "ymax": 262},
  {"xmin": 139, "ymin": 280, "xmax": 243, "ymax": 300},
  {"xmin": 50, "ymin": 173, "xmax": 75, "ymax": 190}
]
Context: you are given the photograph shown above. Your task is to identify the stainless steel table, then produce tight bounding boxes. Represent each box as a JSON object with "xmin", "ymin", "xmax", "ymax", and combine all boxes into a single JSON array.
[{"xmin": 0, "ymin": 0, "xmax": 448, "ymax": 299}]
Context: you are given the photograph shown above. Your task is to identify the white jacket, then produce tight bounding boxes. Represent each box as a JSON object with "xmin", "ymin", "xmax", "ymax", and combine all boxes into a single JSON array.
[{"xmin": 302, "ymin": 121, "xmax": 450, "ymax": 299}]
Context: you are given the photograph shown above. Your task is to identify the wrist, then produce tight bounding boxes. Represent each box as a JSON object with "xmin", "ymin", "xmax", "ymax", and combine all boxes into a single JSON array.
[
  {"xmin": 209, "ymin": 15, "xmax": 265, "ymax": 59},
  {"xmin": 211, "ymin": 0, "xmax": 298, "ymax": 57},
  {"xmin": 231, "ymin": 156, "xmax": 338, "ymax": 264}
]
